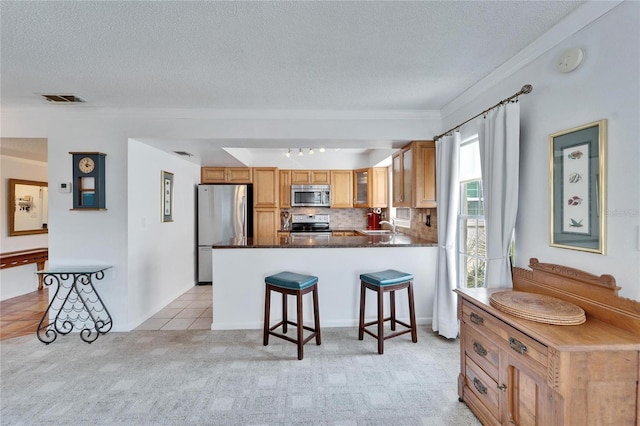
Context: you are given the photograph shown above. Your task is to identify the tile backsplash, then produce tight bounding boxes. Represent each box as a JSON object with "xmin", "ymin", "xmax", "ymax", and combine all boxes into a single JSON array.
[
  {"xmin": 403, "ymin": 208, "xmax": 438, "ymax": 242},
  {"xmin": 280, "ymin": 206, "xmax": 438, "ymax": 242},
  {"xmin": 282, "ymin": 207, "xmax": 369, "ymax": 229}
]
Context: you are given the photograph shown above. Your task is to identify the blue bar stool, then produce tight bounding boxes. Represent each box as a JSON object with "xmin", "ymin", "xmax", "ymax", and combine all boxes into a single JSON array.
[
  {"xmin": 263, "ymin": 271, "xmax": 321, "ymax": 360},
  {"xmin": 358, "ymin": 269, "xmax": 417, "ymax": 354}
]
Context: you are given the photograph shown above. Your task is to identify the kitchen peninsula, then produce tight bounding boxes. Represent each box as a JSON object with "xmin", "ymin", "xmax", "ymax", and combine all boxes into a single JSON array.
[{"xmin": 210, "ymin": 233, "xmax": 437, "ymax": 330}]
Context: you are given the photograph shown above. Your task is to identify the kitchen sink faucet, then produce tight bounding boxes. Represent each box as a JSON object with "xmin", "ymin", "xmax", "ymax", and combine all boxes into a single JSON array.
[{"xmin": 379, "ymin": 219, "xmax": 396, "ymax": 234}]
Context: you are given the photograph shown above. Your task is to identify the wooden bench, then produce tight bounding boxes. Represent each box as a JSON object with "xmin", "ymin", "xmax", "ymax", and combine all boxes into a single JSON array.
[{"xmin": 0, "ymin": 248, "xmax": 49, "ymax": 290}]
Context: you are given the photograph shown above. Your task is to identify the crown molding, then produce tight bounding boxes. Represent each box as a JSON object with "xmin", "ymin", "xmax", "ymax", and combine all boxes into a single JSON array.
[{"xmin": 440, "ymin": 1, "xmax": 623, "ymax": 120}]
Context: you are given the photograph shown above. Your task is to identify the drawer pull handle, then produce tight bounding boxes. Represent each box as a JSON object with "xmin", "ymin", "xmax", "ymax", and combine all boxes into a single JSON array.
[
  {"xmin": 472, "ymin": 378, "xmax": 487, "ymax": 395},
  {"xmin": 470, "ymin": 312, "xmax": 484, "ymax": 325},
  {"xmin": 509, "ymin": 337, "xmax": 528, "ymax": 355},
  {"xmin": 473, "ymin": 341, "xmax": 487, "ymax": 357},
  {"xmin": 498, "ymin": 384, "xmax": 507, "ymax": 392}
]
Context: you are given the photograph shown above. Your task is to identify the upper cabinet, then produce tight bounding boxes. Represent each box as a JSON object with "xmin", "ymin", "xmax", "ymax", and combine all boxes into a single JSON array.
[
  {"xmin": 392, "ymin": 141, "xmax": 436, "ymax": 208},
  {"xmin": 413, "ymin": 141, "xmax": 436, "ymax": 208},
  {"xmin": 279, "ymin": 170, "xmax": 292, "ymax": 208},
  {"xmin": 354, "ymin": 167, "xmax": 388, "ymax": 208},
  {"xmin": 392, "ymin": 146, "xmax": 412, "ymax": 207},
  {"xmin": 253, "ymin": 168, "xmax": 279, "ymax": 243},
  {"xmin": 201, "ymin": 167, "xmax": 253, "ymax": 184},
  {"xmin": 290, "ymin": 170, "xmax": 331, "ymax": 185},
  {"xmin": 330, "ymin": 170, "xmax": 353, "ymax": 208},
  {"xmin": 253, "ymin": 168, "xmax": 279, "ymax": 208}
]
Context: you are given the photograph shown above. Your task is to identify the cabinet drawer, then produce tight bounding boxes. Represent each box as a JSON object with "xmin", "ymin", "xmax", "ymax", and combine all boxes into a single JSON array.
[
  {"xmin": 462, "ymin": 300, "xmax": 548, "ymax": 375},
  {"xmin": 464, "ymin": 355, "xmax": 501, "ymax": 421},
  {"xmin": 463, "ymin": 323, "xmax": 500, "ymax": 380}
]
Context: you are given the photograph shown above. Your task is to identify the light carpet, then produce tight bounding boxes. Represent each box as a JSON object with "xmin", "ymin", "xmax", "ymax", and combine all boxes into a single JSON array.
[{"xmin": 1, "ymin": 326, "xmax": 480, "ymax": 425}]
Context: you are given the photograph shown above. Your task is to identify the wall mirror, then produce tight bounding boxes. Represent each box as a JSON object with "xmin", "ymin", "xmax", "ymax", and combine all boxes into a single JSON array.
[{"xmin": 8, "ymin": 178, "xmax": 49, "ymax": 236}]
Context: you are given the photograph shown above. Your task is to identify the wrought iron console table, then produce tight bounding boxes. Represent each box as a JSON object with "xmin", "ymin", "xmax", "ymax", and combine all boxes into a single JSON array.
[{"xmin": 36, "ymin": 265, "xmax": 113, "ymax": 344}]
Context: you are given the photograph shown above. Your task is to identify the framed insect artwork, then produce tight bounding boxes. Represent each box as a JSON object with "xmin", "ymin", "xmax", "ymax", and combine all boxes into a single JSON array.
[{"xmin": 549, "ymin": 119, "xmax": 607, "ymax": 254}]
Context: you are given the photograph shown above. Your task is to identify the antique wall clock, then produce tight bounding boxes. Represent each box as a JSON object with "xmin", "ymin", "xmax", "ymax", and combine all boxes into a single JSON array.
[{"xmin": 70, "ymin": 152, "xmax": 107, "ymax": 209}]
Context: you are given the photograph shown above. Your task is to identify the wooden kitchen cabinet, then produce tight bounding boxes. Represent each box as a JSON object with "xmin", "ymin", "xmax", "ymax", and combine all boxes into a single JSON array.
[
  {"xmin": 330, "ymin": 170, "xmax": 353, "ymax": 208},
  {"xmin": 354, "ymin": 167, "xmax": 388, "ymax": 208},
  {"xmin": 253, "ymin": 168, "xmax": 279, "ymax": 242},
  {"xmin": 253, "ymin": 168, "xmax": 278, "ymax": 208},
  {"xmin": 201, "ymin": 167, "xmax": 253, "ymax": 184},
  {"xmin": 413, "ymin": 141, "xmax": 436, "ymax": 208},
  {"xmin": 392, "ymin": 145, "xmax": 412, "ymax": 207},
  {"xmin": 391, "ymin": 141, "xmax": 436, "ymax": 208},
  {"xmin": 279, "ymin": 170, "xmax": 291, "ymax": 208},
  {"xmin": 253, "ymin": 207, "xmax": 279, "ymax": 245},
  {"xmin": 290, "ymin": 170, "xmax": 331, "ymax": 185},
  {"xmin": 455, "ymin": 259, "xmax": 640, "ymax": 426}
]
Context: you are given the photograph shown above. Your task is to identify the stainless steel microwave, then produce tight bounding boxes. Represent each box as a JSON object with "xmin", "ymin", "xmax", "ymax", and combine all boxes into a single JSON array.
[{"xmin": 291, "ymin": 185, "xmax": 331, "ymax": 207}]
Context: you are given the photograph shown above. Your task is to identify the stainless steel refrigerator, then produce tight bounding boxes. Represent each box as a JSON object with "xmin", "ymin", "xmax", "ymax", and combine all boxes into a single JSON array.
[{"xmin": 197, "ymin": 184, "xmax": 253, "ymax": 283}]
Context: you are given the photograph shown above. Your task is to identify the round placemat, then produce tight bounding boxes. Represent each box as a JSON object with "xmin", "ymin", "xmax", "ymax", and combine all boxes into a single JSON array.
[{"xmin": 489, "ymin": 291, "xmax": 586, "ymax": 325}]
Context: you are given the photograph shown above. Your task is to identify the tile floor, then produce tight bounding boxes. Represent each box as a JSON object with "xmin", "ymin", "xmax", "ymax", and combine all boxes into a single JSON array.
[
  {"xmin": 0, "ymin": 285, "xmax": 212, "ymax": 340},
  {"xmin": 135, "ymin": 284, "xmax": 212, "ymax": 331}
]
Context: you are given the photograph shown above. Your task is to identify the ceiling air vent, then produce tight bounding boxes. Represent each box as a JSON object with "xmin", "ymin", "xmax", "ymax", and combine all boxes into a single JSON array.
[
  {"xmin": 173, "ymin": 151, "xmax": 194, "ymax": 157},
  {"xmin": 41, "ymin": 94, "xmax": 86, "ymax": 103}
]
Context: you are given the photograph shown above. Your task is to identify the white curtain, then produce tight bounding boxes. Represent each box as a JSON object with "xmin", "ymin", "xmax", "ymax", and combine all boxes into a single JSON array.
[
  {"xmin": 432, "ymin": 133, "xmax": 460, "ymax": 339},
  {"xmin": 478, "ymin": 102, "xmax": 520, "ymax": 288}
]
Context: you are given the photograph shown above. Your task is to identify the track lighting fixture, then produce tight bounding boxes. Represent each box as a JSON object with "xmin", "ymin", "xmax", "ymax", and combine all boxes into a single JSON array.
[{"xmin": 283, "ymin": 147, "xmax": 325, "ymax": 156}]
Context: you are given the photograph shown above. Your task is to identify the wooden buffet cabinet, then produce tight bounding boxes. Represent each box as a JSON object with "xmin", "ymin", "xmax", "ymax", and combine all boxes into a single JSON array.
[{"xmin": 455, "ymin": 259, "xmax": 640, "ymax": 426}]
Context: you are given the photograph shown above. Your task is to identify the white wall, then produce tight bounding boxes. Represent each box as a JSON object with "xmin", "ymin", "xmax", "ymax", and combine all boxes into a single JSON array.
[
  {"xmin": 127, "ymin": 139, "xmax": 200, "ymax": 328},
  {"xmin": 0, "ymin": 109, "xmax": 433, "ymax": 330},
  {"xmin": 212, "ymin": 246, "xmax": 437, "ymax": 330},
  {"xmin": 0, "ymin": 155, "xmax": 49, "ymax": 300},
  {"xmin": 441, "ymin": 2, "xmax": 640, "ymax": 300}
]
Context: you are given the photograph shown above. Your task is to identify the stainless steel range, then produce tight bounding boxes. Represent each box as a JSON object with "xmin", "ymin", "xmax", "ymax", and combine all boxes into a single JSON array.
[{"xmin": 290, "ymin": 214, "xmax": 331, "ymax": 236}]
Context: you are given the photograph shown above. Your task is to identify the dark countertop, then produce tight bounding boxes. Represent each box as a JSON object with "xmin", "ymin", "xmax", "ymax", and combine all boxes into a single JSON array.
[{"xmin": 212, "ymin": 234, "xmax": 437, "ymax": 249}]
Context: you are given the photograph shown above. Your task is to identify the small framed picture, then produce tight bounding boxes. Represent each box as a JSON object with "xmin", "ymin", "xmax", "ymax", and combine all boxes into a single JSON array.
[
  {"xmin": 549, "ymin": 120, "xmax": 606, "ymax": 254},
  {"xmin": 161, "ymin": 170, "xmax": 174, "ymax": 222}
]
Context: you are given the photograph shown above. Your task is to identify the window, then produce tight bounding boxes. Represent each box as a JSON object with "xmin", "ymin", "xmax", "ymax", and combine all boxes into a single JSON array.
[
  {"xmin": 458, "ymin": 136, "xmax": 486, "ymax": 288},
  {"xmin": 394, "ymin": 207, "xmax": 411, "ymax": 229}
]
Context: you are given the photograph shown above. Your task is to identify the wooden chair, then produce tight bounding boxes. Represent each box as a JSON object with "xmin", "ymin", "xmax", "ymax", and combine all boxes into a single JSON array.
[
  {"xmin": 263, "ymin": 271, "xmax": 321, "ymax": 360},
  {"xmin": 358, "ymin": 269, "xmax": 417, "ymax": 354}
]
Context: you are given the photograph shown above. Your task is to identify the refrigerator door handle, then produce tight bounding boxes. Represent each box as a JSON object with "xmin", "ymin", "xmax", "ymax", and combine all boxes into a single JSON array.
[{"xmin": 241, "ymin": 194, "xmax": 247, "ymax": 238}]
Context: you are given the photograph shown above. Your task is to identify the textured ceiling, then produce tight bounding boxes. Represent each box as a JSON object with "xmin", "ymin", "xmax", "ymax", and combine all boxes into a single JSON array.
[
  {"xmin": 0, "ymin": 138, "xmax": 48, "ymax": 162},
  {"xmin": 1, "ymin": 1, "xmax": 588, "ymax": 165},
  {"xmin": 1, "ymin": 1, "xmax": 583, "ymax": 111}
]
